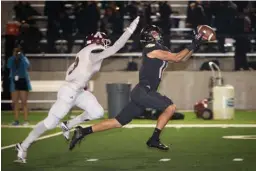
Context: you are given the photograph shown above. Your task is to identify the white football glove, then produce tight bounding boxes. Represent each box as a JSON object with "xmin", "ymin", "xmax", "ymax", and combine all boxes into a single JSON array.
[{"xmin": 127, "ymin": 16, "xmax": 140, "ymax": 33}]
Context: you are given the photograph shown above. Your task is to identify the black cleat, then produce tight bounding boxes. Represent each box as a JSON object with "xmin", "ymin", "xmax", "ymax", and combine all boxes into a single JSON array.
[
  {"xmin": 146, "ymin": 138, "xmax": 169, "ymax": 151},
  {"xmin": 69, "ymin": 126, "xmax": 84, "ymax": 151}
]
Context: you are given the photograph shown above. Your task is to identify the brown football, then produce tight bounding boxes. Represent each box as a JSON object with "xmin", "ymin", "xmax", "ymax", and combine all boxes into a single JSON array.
[{"xmin": 197, "ymin": 25, "xmax": 216, "ymax": 41}]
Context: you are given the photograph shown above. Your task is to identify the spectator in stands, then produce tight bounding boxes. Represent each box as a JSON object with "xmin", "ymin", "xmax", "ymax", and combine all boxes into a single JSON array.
[
  {"xmin": 109, "ymin": 2, "xmax": 124, "ymax": 40},
  {"xmin": 75, "ymin": 1, "xmax": 100, "ymax": 47},
  {"xmin": 144, "ymin": 2, "xmax": 152, "ymax": 26},
  {"xmin": 86, "ymin": 1, "xmax": 100, "ymax": 35},
  {"xmin": 186, "ymin": 1, "xmax": 208, "ymax": 29},
  {"xmin": 7, "ymin": 48, "xmax": 31, "ymax": 126},
  {"xmin": 250, "ymin": 2, "xmax": 256, "ymax": 32},
  {"xmin": 59, "ymin": 8, "xmax": 74, "ymax": 53},
  {"xmin": 100, "ymin": 7, "xmax": 113, "ymax": 36},
  {"xmin": 18, "ymin": 19, "xmax": 43, "ymax": 53},
  {"xmin": 233, "ymin": 2, "xmax": 251, "ymax": 70},
  {"xmin": 125, "ymin": 2, "xmax": 141, "ymax": 51},
  {"xmin": 100, "ymin": 2, "xmax": 124, "ymax": 42},
  {"xmin": 201, "ymin": 1, "xmax": 213, "ymax": 26},
  {"xmin": 212, "ymin": 1, "xmax": 237, "ymax": 52},
  {"xmin": 13, "ymin": 1, "xmax": 39, "ymax": 22},
  {"xmin": 44, "ymin": 1, "xmax": 65, "ymax": 53},
  {"xmin": 126, "ymin": 2, "xmax": 138, "ymax": 21},
  {"xmin": 159, "ymin": 1, "xmax": 172, "ymax": 48},
  {"xmin": 74, "ymin": 2, "xmax": 88, "ymax": 38}
]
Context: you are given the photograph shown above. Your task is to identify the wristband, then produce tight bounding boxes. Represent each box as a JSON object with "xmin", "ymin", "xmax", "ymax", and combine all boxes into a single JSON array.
[{"xmin": 187, "ymin": 42, "xmax": 196, "ymax": 51}]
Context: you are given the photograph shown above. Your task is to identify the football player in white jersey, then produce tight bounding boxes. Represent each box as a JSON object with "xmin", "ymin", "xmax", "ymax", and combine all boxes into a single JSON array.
[{"xmin": 15, "ymin": 16, "xmax": 140, "ymax": 163}]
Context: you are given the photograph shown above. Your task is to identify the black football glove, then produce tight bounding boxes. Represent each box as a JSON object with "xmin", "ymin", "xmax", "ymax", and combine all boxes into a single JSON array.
[{"xmin": 187, "ymin": 29, "xmax": 205, "ymax": 52}]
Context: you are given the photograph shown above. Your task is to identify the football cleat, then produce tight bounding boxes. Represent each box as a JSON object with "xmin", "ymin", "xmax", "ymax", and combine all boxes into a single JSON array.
[
  {"xmin": 11, "ymin": 120, "xmax": 19, "ymax": 126},
  {"xmin": 146, "ymin": 138, "xmax": 169, "ymax": 151},
  {"xmin": 69, "ymin": 126, "xmax": 84, "ymax": 151},
  {"xmin": 23, "ymin": 121, "xmax": 29, "ymax": 126},
  {"xmin": 14, "ymin": 143, "xmax": 27, "ymax": 163},
  {"xmin": 61, "ymin": 121, "xmax": 70, "ymax": 140}
]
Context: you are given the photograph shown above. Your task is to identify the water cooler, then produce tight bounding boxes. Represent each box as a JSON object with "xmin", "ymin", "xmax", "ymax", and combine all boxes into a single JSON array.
[{"xmin": 209, "ymin": 62, "xmax": 235, "ymax": 120}]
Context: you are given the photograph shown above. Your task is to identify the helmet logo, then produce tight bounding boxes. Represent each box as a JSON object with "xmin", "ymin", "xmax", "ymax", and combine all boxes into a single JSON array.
[
  {"xmin": 94, "ymin": 32, "xmax": 103, "ymax": 38},
  {"xmin": 151, "ymin": 31, "xmax": 160, "ymax": 40}
]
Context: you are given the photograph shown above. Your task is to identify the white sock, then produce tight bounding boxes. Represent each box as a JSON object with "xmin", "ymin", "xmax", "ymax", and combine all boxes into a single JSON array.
[
  {"xmin": 67, "ymin": 113, "xmax": 89, "ymax": 129},
  {"xmin": 21, "ymin": 121, "xmax": 47, "ymax": 151}
]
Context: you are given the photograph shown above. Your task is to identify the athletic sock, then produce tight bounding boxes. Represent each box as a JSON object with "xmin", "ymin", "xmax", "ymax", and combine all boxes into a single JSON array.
[
  {"xmin": 151, "ymin": 128, "xmax": 161, "ymax": 140},
  {"xmin": 67, "ymin": 113, "xmax": 89, "ymax": 129},
  {"xmin": 82, "ymin": 126, "xmax": 93, "ymax": 136}
]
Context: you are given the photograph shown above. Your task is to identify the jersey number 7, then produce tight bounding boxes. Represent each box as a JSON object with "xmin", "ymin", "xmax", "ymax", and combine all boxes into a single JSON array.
[{"xmin": 68, "ymin": 57, "xmax": 79, "ymax": 75}]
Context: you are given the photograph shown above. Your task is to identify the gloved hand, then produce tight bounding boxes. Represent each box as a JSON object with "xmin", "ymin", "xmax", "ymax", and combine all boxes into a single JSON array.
[
  {"xmin": 127, "ymin": 16, "xmax": 140, "ymax": 33},
  {"xmin": 187, "ymin": 29, "xmax": 205, "ymax": 51}
]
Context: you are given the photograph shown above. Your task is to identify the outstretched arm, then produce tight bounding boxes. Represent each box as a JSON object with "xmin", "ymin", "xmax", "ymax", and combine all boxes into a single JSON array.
[
  {"xmin": 147, "ymin": 48, "xmax": 194, "ymax": 62},
  {"xmin": 147, "ymin": 32, "xmax": 204, "ymax": 62},
  {"xmin": 94, "ymin": 16, "xmax": 140, "ymax": 62}
]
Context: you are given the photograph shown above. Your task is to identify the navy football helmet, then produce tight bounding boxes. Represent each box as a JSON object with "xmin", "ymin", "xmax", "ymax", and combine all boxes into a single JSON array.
[{"xmin": 140, "ymin": 25, "xmax": 163, "ymax": 44}]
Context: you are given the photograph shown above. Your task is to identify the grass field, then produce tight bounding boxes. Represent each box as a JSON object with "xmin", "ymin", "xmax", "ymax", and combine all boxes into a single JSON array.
[{"xmin": 1, "ymin": 111, "xmax": 256, "ymax": 171}]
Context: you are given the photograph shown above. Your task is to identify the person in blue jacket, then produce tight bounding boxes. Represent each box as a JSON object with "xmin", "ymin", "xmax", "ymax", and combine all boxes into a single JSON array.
[{"xmin": 7, "ymin": 48, "xmax": 32, "ymax": 125}]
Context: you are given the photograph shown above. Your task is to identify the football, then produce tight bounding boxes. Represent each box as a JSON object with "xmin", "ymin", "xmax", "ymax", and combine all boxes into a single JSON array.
[{"xmin": 197, "ymin": 25, "xmax": 216, "ymax": 41}]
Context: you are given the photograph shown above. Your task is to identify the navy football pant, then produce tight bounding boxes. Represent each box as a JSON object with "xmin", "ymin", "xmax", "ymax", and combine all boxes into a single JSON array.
[{"xmin": 115, "ymin": 84, "xmax": 173, "ymax": 125}]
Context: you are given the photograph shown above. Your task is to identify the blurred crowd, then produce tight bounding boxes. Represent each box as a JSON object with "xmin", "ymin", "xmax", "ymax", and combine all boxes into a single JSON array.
[
  {"xmin": 186, "ymin": 1, "xmax": 255, "ymax": 70},
  {"xmin": 12, "ymin": 1, "xmax": 256, "ymax": 57},
  {"xmin": 186, "ymin": 1, "xmax": 255, "ymax": 52}
]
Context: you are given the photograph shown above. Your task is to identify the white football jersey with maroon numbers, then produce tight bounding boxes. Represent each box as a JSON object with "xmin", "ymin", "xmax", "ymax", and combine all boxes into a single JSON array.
[
  {"xmin": 65, "ymin": 29, "xmax": 132, "ymax": 91},
  {"xmin": 65, "ymin": 44, "xmax": 105, "ymax": 91}
]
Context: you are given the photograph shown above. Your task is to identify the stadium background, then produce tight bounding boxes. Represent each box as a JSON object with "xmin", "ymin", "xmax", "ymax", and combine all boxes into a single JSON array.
[{"xmin": 1, "ymin": 1, "xmax": 256, "ymax": 171}]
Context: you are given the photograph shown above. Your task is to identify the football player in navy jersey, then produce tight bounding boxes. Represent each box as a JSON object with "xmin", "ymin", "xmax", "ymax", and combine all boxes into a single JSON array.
[{"xmin": 69, "ymin": 25, "xmax": 204, "ymax": 151}]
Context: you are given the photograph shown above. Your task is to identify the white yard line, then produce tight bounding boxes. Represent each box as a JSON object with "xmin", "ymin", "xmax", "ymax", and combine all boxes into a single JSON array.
[
  {"xmin": 233, "ymin": 158, "xmax": 244, "ymax": 161},
  {"xmin": 223, "ymin": 135, "xmax": 256, "ymax": 140},
  {"xmin": 2, "ymin": 124, "xmax": 256, "ymax": 129},
  {"xmin": 1, "ymin": 132, "xmax": 62, "ymax": 150},
  {"xmin": 86, "ymin": 159, "xmax": 99, "ymax": 162}
]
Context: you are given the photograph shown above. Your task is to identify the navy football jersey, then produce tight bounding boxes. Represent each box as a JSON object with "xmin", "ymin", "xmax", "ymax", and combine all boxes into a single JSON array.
[{"xmin": 139, "ymin": 43, "xmax": 169, "ymax": 91}]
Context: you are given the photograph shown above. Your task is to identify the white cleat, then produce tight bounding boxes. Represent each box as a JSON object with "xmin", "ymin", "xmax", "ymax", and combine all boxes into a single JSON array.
[
  {"xmin": 23, "ymin": 121, "xmax": 29, "ymax": 126},
  {"xmin": 14, "ymin": 143, "xmax": 27, "ymax": 164},
  {"xmin": 61, "ymin": 121, "xmax": 70, "ymax": 140}
]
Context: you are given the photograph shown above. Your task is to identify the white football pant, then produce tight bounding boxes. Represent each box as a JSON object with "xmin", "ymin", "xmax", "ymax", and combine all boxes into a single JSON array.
[{"xmin": 43, "ymin": 85, "xmax": 104, "ymax": 129}]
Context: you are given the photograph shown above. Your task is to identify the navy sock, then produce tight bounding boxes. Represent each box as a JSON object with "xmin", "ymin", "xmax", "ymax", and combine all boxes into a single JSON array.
[
  {"xmin": 151, "ymin": 128, "xmax": 161, "ymax": 140},
  {"xmin": 82, "ymin": 126, "xmax": 93, "ymax": 136}
]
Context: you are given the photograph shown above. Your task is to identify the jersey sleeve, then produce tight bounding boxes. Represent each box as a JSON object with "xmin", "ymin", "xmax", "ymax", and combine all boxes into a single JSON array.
[
  {"xmin": 144, "ymin": 43, "xmax": 172, "ymax": 55},
  {"xmin": 20, "ymin": 54, "xmax": 30, "ymax": 68},
  {"xmin": 143, "ymin": 43, "xmax": 162, "ymax": 54},
  {"xmin": 92, "ymin": 29, "xmax": 133, "ymax": 62}
]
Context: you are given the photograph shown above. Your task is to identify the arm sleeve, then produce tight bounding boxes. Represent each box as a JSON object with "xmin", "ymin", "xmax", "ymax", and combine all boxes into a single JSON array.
[
  {"xmin": 21, "ymin": 55, "xmax": 30, "ymax": 68},
  {"xmin": 92, "ymin": 29, "xmax": 133, "ymax": 62}
]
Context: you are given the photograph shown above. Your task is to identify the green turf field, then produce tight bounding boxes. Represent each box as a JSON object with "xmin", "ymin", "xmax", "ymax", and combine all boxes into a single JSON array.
[{"xmin": 1, "ymin": 111, "xmax": 256, "ymax": 171}]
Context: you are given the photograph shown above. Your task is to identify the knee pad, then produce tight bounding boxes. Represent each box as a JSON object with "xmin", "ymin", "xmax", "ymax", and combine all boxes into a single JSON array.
[
  {"xmin": 88, "ymin": 106, "xmax": 104, "ymax": 120},
  {"xmin": 95, "ymin": 106, "xmax": 104, "ymax": 119},
  {"xmin": 43, "ymin": 114, "xmax": 60, "ymax": 130}
]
